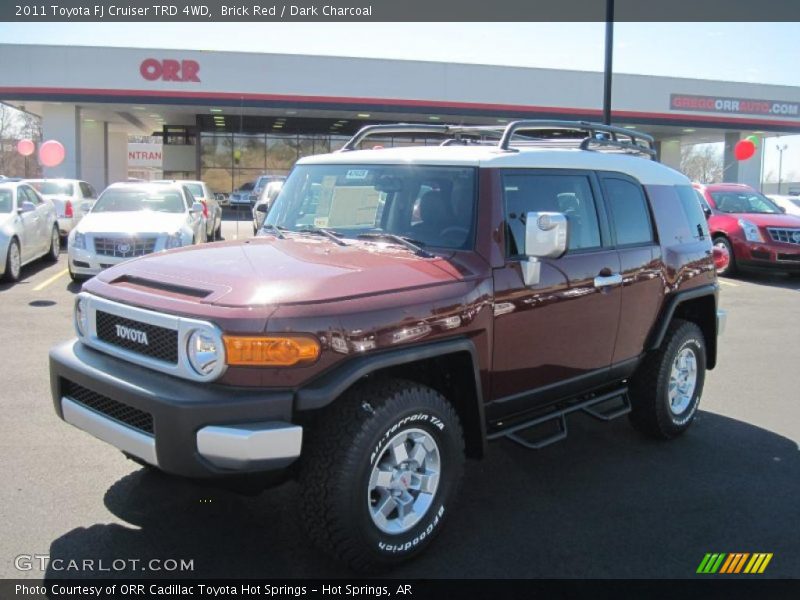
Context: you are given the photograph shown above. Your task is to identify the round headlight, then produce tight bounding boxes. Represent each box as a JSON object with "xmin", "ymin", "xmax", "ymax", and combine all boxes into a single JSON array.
[
  {"xmin": 187, "ymin": 329, "xmax": 222, "ymax": 376},
  {"xmin": 75, "ymin": 297, "xmax": 88, "ymax": 337}
]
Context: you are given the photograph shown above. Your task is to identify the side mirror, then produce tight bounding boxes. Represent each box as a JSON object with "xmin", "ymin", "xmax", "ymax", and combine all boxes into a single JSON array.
[
  {"xmin": 702, "ymin": 205, "xmax": 712, "ymax": 219},
  {"xmin": 521, "ymin": 211, "xmax": 568, "ymax": 286},
  {"xmin": 190, "ymin": 201, "xmax": 204, "ymax": 214},
  {"xmin": 779, "ymin": 206, "xmax": 787, "ymax": 214},
  {"xmin": 18, "ymin": 201, "xmax": 36, "ymax": 214}
]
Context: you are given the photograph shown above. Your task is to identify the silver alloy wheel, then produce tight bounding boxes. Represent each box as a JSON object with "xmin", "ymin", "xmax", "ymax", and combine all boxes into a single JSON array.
[
  {"xmin": 51, "ymin": 228, "xmax": 60, "ymax": 258},
  {"xmin": 367, "ymin": 427, "xmax": 441, "ymax": 535},
  {"xmin": 8, "ymin": 241, "xmax": 21, "ymax": 279},
  {"xmin": 668, "ymin": 346, "xmax": 698, "ymax": 415}
]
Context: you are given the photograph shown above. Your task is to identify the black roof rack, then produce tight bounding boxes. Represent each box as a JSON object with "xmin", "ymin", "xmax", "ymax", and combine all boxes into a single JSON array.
[{"xmin": 339, "ymin": 120, "xmax": 656, "ymax": 159}]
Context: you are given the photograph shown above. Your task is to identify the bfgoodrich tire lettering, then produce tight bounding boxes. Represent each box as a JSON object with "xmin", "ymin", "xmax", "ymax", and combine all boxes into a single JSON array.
[
  {"xmin": 298, "ymin": 377, "xmax": 465, "ymax": 571},
  {"xmin": 629, "ymin": 319, "xmax": 706, "ymax": 439}
]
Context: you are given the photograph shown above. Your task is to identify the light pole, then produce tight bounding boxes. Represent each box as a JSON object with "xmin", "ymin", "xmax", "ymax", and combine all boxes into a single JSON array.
[
  {"xmin": 602, "ymin": 0, "xmax": 614, "ymax": 125},
  {"xmin": 776, "ymin": 143, "xmax": 788, "ymax": 194}
]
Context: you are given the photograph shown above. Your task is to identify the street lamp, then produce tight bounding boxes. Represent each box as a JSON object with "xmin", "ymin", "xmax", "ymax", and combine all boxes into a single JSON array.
[{"xmin": 776, "ymin": 143, "xmax": 788, "ymax": 194}]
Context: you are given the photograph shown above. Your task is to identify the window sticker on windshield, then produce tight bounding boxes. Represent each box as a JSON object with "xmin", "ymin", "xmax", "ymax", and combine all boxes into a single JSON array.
[{"xmin": 346, "ymin": 169, "xmax": 369, "ymax": 180}]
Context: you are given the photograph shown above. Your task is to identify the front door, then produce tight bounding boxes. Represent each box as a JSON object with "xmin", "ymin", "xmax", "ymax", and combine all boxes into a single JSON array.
[{"xmin": 489, "ymin": 170, "xmax": 621, "ymax": 421}]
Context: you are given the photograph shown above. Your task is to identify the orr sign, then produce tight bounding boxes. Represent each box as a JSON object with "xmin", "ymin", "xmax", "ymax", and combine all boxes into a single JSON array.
[
  {"xmin": 140, "ymin": 58, "xmax": 200, "ymax": 82},
  {"xmin": 671, "ymin": 93, "xmax": 799, "ymax": 118}
]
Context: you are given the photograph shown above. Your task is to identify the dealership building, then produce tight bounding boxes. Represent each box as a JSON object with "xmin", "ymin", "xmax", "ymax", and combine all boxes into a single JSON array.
[{"xmin": 1, "ymin": 43, "xmax": 799, "ymax": 194}]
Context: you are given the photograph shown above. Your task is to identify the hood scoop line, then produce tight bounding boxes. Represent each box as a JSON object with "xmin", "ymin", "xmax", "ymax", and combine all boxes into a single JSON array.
[{"xmin": 110, "ymin": 275, "xmax": 212, "ymax": 300}]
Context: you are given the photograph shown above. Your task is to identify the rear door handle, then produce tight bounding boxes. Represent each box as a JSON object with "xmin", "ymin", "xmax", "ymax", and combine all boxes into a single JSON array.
[{"xmin": 594, "ymin": 273, "xmax": 623, "ymax": 288}]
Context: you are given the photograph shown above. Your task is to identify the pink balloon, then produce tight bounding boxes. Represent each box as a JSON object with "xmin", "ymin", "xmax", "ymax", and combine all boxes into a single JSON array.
[
  {"xmin": 39, "ymin": 140, "xmax": 66, "ymax": 167},
  {"xmin": 17, "ymin": 139, "xmax": 35, "ymax": 156}
]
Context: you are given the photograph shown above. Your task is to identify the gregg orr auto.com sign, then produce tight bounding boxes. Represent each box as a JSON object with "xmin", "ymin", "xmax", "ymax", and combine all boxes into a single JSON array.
[
  {"xmin": 671, "ymin": 94, "xmax": 800, "ymax": 118},
  {"xmin": 669, "ymin": 94, "xmax": 800, "ymax": 119}
]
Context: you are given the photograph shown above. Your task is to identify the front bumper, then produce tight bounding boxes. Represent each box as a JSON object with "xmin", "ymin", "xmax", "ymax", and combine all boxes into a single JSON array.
[
  {"xmin": 733, "ymin": 239, "xmax": 800, "ymax": 272},
  {"xmin": 68, "ymin": 246, "xmax": 130, "ymax": 276},
  {"xmin": 50, "ymin": 340, "xmax": 300, "ymax": 478}
]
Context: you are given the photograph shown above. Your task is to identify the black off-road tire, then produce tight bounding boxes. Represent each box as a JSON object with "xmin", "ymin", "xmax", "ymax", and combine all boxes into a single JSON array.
[
  {"xmin": 629, "ymin": 319, "xmax": 706, "ymax": 440},
  {"xmin": 298, "ymin": 378, "xmax": 465, "ymax": 571}
]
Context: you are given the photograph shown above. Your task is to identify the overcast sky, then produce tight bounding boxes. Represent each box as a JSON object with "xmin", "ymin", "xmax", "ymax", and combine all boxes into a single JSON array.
[{"xmin": 2, "ymin": 22, "xmax": 799, "ymax": 180}]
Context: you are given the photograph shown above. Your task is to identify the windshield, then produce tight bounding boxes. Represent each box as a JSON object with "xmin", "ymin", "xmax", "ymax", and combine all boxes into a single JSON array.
[
  {"xmin": 710, "ymin": 191, "xmax": 782, "ymax": 214},
  {"xmin": 265, "ymin": 164, "xmax": 477, "ymax": 250},
  {"xmin": 29, "ymin": 181, "xmax": 74, "ymax": 196},
  {"xmin": 92, "ymin": 189, "xmax": 187, "ymax": 213},
  {"xmin": 238, "ymin": 182, "xmax": 255, "ymax": 192},
  {"xmin": 0, "ymin": 189, "xmax": 12, "ymax": 213}
]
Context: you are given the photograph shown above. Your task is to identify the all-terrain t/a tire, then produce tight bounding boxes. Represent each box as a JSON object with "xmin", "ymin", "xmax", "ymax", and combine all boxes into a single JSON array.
[
  {"xmin": 628, "ymin": 319, "xmax": 706, "ymax": 440},
  {"xmin": 298, "ymin": 378, "xmax": 465, "ymax": 571}
]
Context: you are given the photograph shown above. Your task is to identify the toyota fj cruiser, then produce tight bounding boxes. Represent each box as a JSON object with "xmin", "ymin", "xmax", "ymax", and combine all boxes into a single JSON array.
[{"xmin": 50, "ymin": 121, "xmax": 725, "ymax": 570}]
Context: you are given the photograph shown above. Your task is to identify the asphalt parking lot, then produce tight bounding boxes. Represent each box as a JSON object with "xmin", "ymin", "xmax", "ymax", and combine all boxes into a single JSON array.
[{"xmin": 1, "ymin": 210, "xmax": 798, "ymax": 579}]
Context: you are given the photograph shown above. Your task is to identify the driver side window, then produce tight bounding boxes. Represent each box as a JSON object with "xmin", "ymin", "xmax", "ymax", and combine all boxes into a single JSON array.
[{"xmin": 503, "ymin": 173, "xmax": 601, "ymax": 256}]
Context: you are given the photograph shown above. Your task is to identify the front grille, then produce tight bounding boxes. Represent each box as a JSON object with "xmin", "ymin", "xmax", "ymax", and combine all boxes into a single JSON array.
[
  {"xmin": 64, "ymin": 380, "xmax": 154, "ymax": 435},
  {"xmin": 93, "ymin": 236, "xmax": 158, "ymax": 258},
  {"xmin": 96, "ymin": 310, "xmax": 179, "ymax": 363},
  {"xmin": 767, "ymin": 228, "xmax": 800, "ymax": 245}
]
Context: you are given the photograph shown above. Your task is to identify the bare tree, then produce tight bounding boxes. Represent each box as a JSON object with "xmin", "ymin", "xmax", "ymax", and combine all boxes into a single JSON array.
[
  {"xmin": 0, "ymin": 103, "xmax": 42, "ymax": 177},
  {"xmin": 680, "ymin": 145, "xmax": 723, "ymax": 183}
]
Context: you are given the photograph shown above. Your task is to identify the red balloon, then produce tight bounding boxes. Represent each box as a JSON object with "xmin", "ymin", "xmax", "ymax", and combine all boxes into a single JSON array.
[
  {"xmin": 39, "ymin": 140, "xmax": 66, "ymax": 167},
  {"xmin": 17, "ymin": 139, "xmax": 35, "ymax": 156},
  {"xmin": 734, "ymin": 139, "xmax": 756, "ymax": 161}
]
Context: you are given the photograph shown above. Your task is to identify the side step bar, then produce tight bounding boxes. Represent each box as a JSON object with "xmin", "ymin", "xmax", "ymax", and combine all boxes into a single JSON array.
[{"xmin": 487, "ymin": 388, "xmax": 630, "ymax": 450}]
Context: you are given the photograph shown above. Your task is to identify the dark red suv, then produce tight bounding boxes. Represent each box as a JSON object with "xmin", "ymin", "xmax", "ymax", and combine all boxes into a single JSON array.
[
  {"xmin": 50, "ymin": 122, "xmax": 725, "ymax": 570},
  {"xmin": 694, "ymin": 182, "xmax": 800, "ymax": 276}
]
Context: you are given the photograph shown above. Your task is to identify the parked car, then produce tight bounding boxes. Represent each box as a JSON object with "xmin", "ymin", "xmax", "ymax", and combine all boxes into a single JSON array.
[
  {"xmin": 0, "ymin": 180, "xmax": 60, "ymax": 282},
  {"xmin": 767, "ymin": 194, "xmax": 800, "ymax": 217},
  {"xmin": 253, "ymin": 174, "xmax": 286, "ymax": 200},
  {"xmin": 50, "ymin": 121, "xmax": 725, "ymax": 570},
  {"xmin": 215, "ymin": 192, "xmax": 229, "ymax": 207},
  {"xmin": 694, "ymin": 182, "xmax": 800, "ymax": 276},
  {"xmin": 251, "ymin": 180, "xmax": 284, "ymax": 234},
  {"xmin": 67, "ymin": 181, "xmax": 207, "ymax": 281},
  {"xmin": 154, "ymin": 180, "xmax": 222, "ymax": 240},
  {"xmin": 228, "ymin": 181, "xmax": 256, "ymax": 209},
  {"xmin": 26, "ymin": 178, "xmax": 97, "ymax": 239}
]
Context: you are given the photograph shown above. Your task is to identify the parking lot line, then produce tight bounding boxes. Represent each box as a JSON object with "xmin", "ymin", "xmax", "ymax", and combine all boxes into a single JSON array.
[
  {"xmin": 32, "ymin": 268, "xmax": 68, "ymax": 292},
  {"xmin": 719, "ymin": 280, "xmax": 740, "ymax": 287}
]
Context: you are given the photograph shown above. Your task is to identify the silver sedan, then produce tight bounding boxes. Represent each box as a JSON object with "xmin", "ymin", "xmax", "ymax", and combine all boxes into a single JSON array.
[{"xmin": 0, "ymin": 181, "xmax": 60, "ymax": 282}]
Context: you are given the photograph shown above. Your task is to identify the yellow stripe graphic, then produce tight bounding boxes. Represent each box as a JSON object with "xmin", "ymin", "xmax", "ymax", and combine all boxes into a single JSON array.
[{"xmin": 758, "ymin": 554, "xmax": 773, "ymax": 574}]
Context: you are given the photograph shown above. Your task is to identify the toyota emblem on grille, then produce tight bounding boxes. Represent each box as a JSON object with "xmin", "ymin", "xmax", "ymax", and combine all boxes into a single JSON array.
[
  {"xmin": 117, "ymin": 242, "xmax": 131, "ymax": 254},
  {"xmin": 114, "ymin": 324, "xmax": 149, "ymax": 345}
]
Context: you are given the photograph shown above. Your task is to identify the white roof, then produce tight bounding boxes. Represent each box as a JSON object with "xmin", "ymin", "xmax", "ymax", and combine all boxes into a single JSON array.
[{"xmin": 298, "ymin": 146, "xmax": 689, "ymax": 186}]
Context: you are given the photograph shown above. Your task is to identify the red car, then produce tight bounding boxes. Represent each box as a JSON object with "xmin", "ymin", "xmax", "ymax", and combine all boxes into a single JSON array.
[{"xmin": 694, "ymin": 182, "xmax": 800, "ymax": 276}]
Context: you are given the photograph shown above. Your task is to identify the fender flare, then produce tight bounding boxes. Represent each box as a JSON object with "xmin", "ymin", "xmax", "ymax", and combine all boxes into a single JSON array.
[{"xmin": 296, "ymin": 337, "xmax": 484, "ymax": 410}]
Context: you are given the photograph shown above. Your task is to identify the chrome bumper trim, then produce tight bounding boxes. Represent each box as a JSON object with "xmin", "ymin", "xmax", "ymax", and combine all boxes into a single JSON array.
[
  {"xmin": 717, "ymin": 309, "xmax": 727, "ymax": 336},
  {"xmin": 196, "ymin": 422, "xmax": 303, "ymax": 470},
  {"xmin": 61, "ymin": 397, "xmax": 158, "ymax": 466}
]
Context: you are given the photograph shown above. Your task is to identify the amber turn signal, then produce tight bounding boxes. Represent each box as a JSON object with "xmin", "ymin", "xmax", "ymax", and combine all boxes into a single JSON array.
[{"xmin": 223, "ymin": 335, "xmax": 320, "ymax": 367}]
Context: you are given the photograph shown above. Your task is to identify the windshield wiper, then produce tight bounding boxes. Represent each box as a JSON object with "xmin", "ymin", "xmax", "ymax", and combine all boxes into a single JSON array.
[
  {"xmin": 295, "ymin": 226, "xmax": 348, "ymax": 246},
  {"xmin": 262, "ymin": 224, "xmax": 288, "ymax": 239},
  {"xmin": 356, "ymin": 233, "xmax": 433, "ymax": 258}
]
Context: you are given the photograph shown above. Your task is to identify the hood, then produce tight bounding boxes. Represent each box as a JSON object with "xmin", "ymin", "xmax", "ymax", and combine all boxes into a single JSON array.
[
  {"xmin": 96, "ymin": 237, "xmax": 464, "ymax": 307},
  {"xmin": 78, "ymin": 211, "xmax": 187, "ymax": 234},
  {"xmin": 731, "ymin": 213, "xmax": 800, "ymax": 228}
]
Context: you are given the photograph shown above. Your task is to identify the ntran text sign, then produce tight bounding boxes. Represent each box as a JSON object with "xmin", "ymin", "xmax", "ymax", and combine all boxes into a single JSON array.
[{"xmin": 140, "ymin": 58, "xmax": 200, "ymax": 82}]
